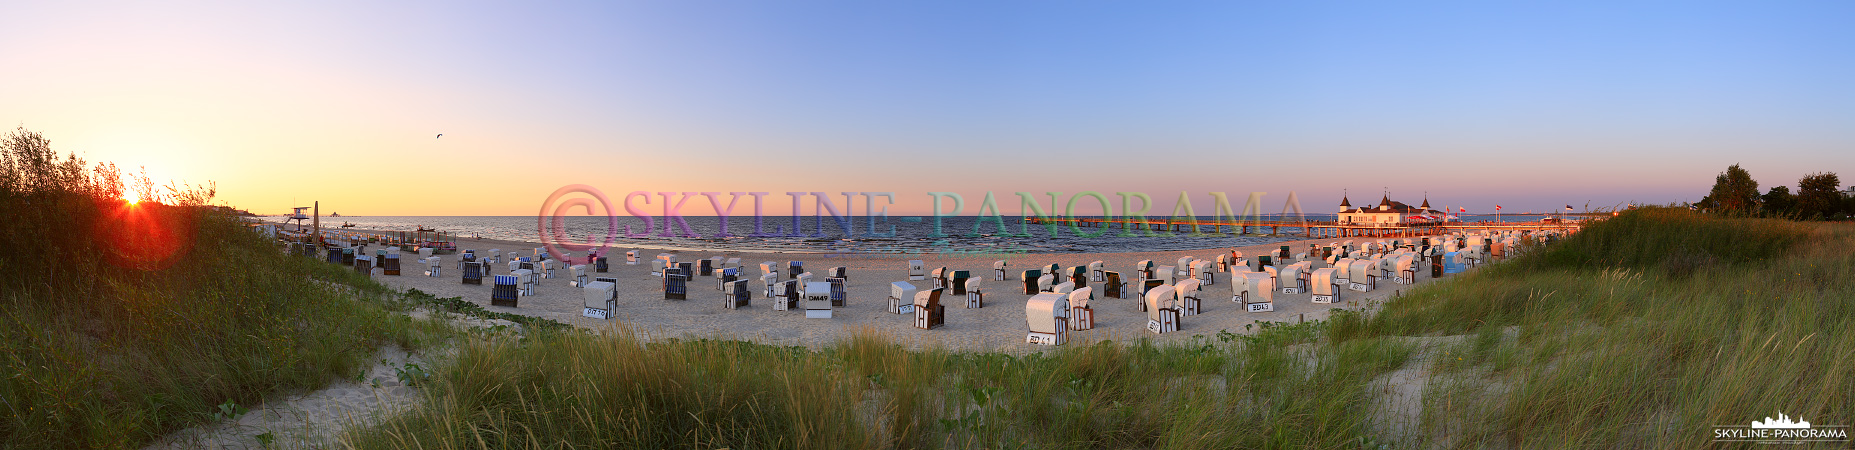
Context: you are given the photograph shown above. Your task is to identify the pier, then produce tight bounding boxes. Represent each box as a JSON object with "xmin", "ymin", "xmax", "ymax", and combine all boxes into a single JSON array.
[{"xmin": 1023, "ymin": 216, "xmax": 1583, "ymax": 238}]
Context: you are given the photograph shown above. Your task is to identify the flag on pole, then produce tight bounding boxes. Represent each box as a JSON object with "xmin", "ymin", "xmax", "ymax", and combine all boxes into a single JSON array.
[
  {"xmin": 1459, "ymin": 207, "xmax": 1466, "ymax": 213},
  {"xmin": 1495, "ymin": 205, "xmax": 1502, "ymax": 211},
  {"xmin": 1565, "ymin": 205, "xmax": 1574, "ymax": 211}
]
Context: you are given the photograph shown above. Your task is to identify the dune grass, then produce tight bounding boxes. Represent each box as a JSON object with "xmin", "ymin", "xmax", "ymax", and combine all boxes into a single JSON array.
[{"xmin": 0, "ymin": 128, "xmax": 441, "ymax": 448}]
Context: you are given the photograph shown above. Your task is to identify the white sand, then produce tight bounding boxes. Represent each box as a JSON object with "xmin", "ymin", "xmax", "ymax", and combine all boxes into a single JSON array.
[{"xmin": 366, "ymin": 234, "xmax": 1462, "ymax": 351}]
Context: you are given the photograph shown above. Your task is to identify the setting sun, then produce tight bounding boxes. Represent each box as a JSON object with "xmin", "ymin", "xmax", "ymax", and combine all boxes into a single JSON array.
[{"xmin": 123, "ymin": 191, "xmax": 139, "ymax": 205}]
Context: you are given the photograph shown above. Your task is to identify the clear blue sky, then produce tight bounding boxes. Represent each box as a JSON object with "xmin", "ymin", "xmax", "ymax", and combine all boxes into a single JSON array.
[{"xmin": 4, "ymin": 1, "xmax": 1851, "ymax": 215}]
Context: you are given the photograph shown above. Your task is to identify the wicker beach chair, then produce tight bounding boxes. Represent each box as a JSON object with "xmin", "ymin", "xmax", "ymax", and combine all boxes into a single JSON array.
[
  {"xmin": 1024, "ymin": 292, "xmax": 1068, "ymax": 345},
  {"xmin": 908, "ymin": 260, "xmax": 926, "ymax": 281},
  {"xmin": 889, "ymin": 281, "xmax": 917, "ymax": 314},
  {"xmin": 828, "ymin": 277, "xmax": 846, "ymax": 307},
  {"xmin": 492, "ymin": 275, "xmax": 520, "ymax": 307},
  {"xmin": 1068, "ymin": 286, "xmax": 1094, "ymax": 331},
  {"xmin": 1176, "ymin": 278, "xmax": 1202, "ymax": 316},
  {"xmin": 964, "ymin": 277, "xmax": 983, "ymax": 308},
  {"xmin": 583, "ymin": 280, "xmax": 617, "ymax": 319},
  {"xmin": 1089, "ymin": 260, "xmax": 1104, "ymax": 282},
  {"xmin": 1310, "ymin": 267, "xmax": 1341, "ymax": 304},
  {"xmin": 1144, "ymin": 285, "xmax": 1179, "ymax": 334},
  {"xmin": 724, "ymin": 280, "xmax": 751, "ymax": 309},
  {"xmin": 993, "ymin": 260, "xmax": 1009, "ymax": 281},
  {"xmin": 913, "ymin": 288, "xmax": 945, "ymax": 330}
]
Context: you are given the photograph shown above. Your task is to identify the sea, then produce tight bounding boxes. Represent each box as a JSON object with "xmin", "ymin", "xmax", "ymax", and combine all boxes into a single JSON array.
[{"xmin": 267, "ymin": 214, "xmax": 1567, "ymax": 255}]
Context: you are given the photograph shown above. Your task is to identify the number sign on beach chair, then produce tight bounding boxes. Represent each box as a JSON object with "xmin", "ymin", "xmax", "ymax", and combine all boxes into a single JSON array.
[
  {"xmin": 890, "ymin": 281, "xmax": 917, "ymax": 314},
  {"xmin": 582, "ymin": 280, "xmax": 617, "ymax": 319},
  {"xmin": 1025, "ymin": 292, "xmax": 1069, "ymax": 345},
  {"xmin": 1145, "ymin": 285, "xmax": 1180, "ymax": 334},
  {"xmin": 914, "ymin": 288, "xmax": 946, "ymax": 330},
  {"xmin": 1310, "ymin": 268, "xmax": 1341, "ymax": 304},
  {"xmin": 1068, "ymin": 287, "xmax": 1094, "ymax": 330},
  {"xmin": 724, "ymin": 280, "xmax": 751, "ymax": 309},
  {"xmin": 804, "ymin": 282, "xmax": 834, "ymax": 319},
  {"xmin": 492, "ymin": 275, "xmax": 520, "ymax": 307}
]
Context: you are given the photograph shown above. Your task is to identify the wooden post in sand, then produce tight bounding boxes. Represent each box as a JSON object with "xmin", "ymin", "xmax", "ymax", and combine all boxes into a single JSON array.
[{"xmin": 313, "ymin": 201, "xmax": 321, "ymax": 249}]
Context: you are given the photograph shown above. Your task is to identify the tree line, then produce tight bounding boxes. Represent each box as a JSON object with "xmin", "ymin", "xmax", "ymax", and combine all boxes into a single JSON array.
[{"xmin": 1697, "ymin": 164, "xmax": 1851, "ymax": 220}]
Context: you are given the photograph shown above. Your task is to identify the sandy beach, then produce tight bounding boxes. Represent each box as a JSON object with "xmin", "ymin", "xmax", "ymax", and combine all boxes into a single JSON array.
[{"xmin": 353, "ymin": 232, "xmax": 1463, "ymax": 351}]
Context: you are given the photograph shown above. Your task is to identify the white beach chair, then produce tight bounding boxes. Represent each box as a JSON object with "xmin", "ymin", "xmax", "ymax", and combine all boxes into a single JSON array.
[
  {"xmin": 908, "ymin": 260, "xmax": 926, "ymax": 280},
  {"xmin": 1068, "ymin": 286, "xmax": 1094, "ymax": 331},
  {"xmin": 804, "ymin": 282, "xmax": 834, "ymax": 319},
  {"xmin": 762, "ymin": 272, "xmax": 780, "ymax": 298},
  {"xmin": 1176, "ymin": 257, "xmax": 1195, "ymax": 277},
  {"xmin": 1310, "ymin": 267, "xmax": 1341, "ymax": 304},
  {"xmin": 1175, "ymin": 278, "xmax": 1202, "ymax": 316},
  {"xmin": 1052, "ymin": 281, "xmax": 1075, "ymax": 295},
  {"xmin": 423, "ymin": 257, "xmax": 442, "ymax": 277},
  {"xmin": 568, "ymin": 265, "xmax": 588, "ymax": 287},
  {"xmin": 1192, "ymin": 260, "xmax": 1214, "ymax": 285},
  {"xmin": 1155, "ymin": 265, "xmax": 1175, "ymax": 285},
  {"xmin": 512, "ymin": 269, "xmax": 536, "ymax": 296},
  {"xmin": 1144, "ymin": 285, "xmax": 1180, "ymax": 334},
  {"xmin": 582, "ymin": 281, "xmax": 617, "ymax": 319},
  {"xmin": 1277, "ymin": 263, "xmax": 1306, "ymax": 294},
  {"xmin": 1037, "ymin": 273, "xmax": 1055, "ymax": 292},
  {"xmin": 1348, "ymin": 257, "xmax": 1377, "ymax": 292},
  {"xmin": 1233, "ymin": 272, "xmax": 1276, "ymax": 312},
  {"xmin": 1088, "ymin": 260, "xmax": 1104, "ymax": 282},
  {"xmin": 724, "ymin": 279, "xmax": 751, "ymax": 309},
  {"xmin": 625, "ymin": 250, "xmax": 639, "ymax": 265},
  {"xmin": 964, "ymin": 277, "xmax": 984, "ymax": 308},
  {"xmin": 930, "ymin": 267, "xmax": 946, "ymax": 289},
  {"xmin": 889, "ymin": 281, "xmax": 917, "ymax": 314},
  {"xmin": 1134, "ymin": 260, "xmax": 1154, "ymax": 280},
  {"xmin": 1025, "ymin": 292, "xmax": 1069, "ymax": 345}
]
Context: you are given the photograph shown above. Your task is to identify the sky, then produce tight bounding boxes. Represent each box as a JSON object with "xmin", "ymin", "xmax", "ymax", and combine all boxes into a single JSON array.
[{"xmin": 3, "ymin": 1, "xmax": 1852, "ymax": 216}]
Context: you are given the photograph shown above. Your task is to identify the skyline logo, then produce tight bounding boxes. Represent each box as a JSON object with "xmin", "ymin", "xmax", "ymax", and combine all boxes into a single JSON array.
[{"xmin": 1715, "ymin": 412, "xmax": 1848, "ymax": 444}]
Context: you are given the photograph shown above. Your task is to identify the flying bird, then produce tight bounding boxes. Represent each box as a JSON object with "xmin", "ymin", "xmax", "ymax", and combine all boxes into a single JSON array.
[{"xmin": 435, "ymin": 133, "xmax": 443, "ymax": 139}]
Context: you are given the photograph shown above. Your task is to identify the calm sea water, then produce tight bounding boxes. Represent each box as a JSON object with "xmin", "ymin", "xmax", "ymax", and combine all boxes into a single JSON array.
[{"xmin": 268, "ymin": 214, "xmax": 1563, "ymax": 254}]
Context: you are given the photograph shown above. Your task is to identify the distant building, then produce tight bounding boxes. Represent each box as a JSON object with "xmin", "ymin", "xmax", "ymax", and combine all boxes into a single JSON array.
[{"xmin": 1338, "ymin": 195, "xmax": 1444, "ymax": 225}]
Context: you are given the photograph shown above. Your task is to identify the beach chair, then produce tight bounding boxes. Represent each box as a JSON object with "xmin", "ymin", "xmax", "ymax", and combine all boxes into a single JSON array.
[
  {"xmin": 948, "ymin": 270, "xmax": 972, "ymax": 295},
  {"xmin": 492, "ymin": 275, "xmax": 520, "ymax": 307},
  {"xmin": 676, "ymin": 262, "xmax": 694, "ymax": 281},
  {"xmin": 1042, "ymin": 263, "xmax": 1060, "ymax": 280},
  {"xmin": 381, "ymin": 254, "xmax": 400, "ymax": 276},
  {"xmin": 1193, "ymin": 260, "xmax": 1215, "ymax": 285},
  {"xmin": 726, "ymin": 257, "xmax": 742, "ymax": 269},
  {"xmin": 1144, "ymin": 285, "xmax": 1180, "ymax": 334},
  {"xmin": 594, "ymin": 254, "xmax": 609, "ymax": 273},
  {"xmin": 1088, "ymin": 261, "xmax": 1104, "ymax": 282},
  {"xmin": 1068, "ymin": 270, "xmax": 1088, "ymax": 292},
  {"xmin": 1037, "ymin": 273, "xmax": 1056, "ymax": 293},
  {"xmin": 1176, "ymin": 257, "xmax": 1195, "ymax": 277},
  {"xmin": 828, "ymin": 277, "xmax": 847, "ymax": 307},
  {"xmin": 544, "ymin": 260, "xmax": 563, "ymax": 279},
  {"xmin": 963, "ymin": 277, "xmax": 984, "ymax": 308},
  {"xmin": 1154, "ymin": 265, "xmax": 1175, "ymax": 285},
  {"xmin": 908, "ymin": 260, "xmax": 926, "ymax": 280},
  {"xmin": 795, "ymin": 272, "xmax": 814, "ymax": 290},
  {"xmin": 804, "ymin": 282, "xmax": 834, "ymax": 318},
  {"xmin": 993, "ymin": 260, "xmax": 1009, "ymax": 280},
  {"xmin": 762, "ymin": 272, "xmax": 780, "ymax": 298},
  {"xmin": 458, "ymin": 250, "xmax": 475, "ymax": 270},
  {"xmin": 1052, "ymin": 281, "xmax": 1075, "ymax": 294},
  {"xmin": 914, "ymin": 288, "xmax": 945, "ymax": 330},
  {"xmin": 781, "ymin": 280, "xmax": 801, "ymax": 310},
  {"xmin": 354, "ymin": 255, "xmax": 373, "ymax": 276},
  {"xmin": 1021, "ymin": 269, "xmax": 1042, "ymax": 294},
  {"xmin": 717, "ymin": 267, "xmax": 739, "ymax": 291},
  {"xmin": 663, "ymin": 271, "xmax": 688, "ymax": 300},
  {"xmin": 1444, "ymin": 252, "xmax": 1466, "ymax": 274},
  {"xmin": 889, "ymin": 281, "xmax": 917, "ymax": 314},
  {"xmin": 1333, "ymin": 258, "xmax": 1355, "ymax": 286},
  {"xmin": 342, "ymin": 248, "xmax": 357, "ymax": 266},
  {"xmin": 1068, "ymin": 287, "xmax": 1094, "ymax": 330},
  {"xmin": 1310, "ymin": 268, "xmax": 1342, "ymax": 304},
  {"xmin": 1233, "ymin": 272, "xmax": 1276, "ymax": 312},
  {"xmin": 1277, "ymin": 263, "xmax": 1306, "ymax": 294},
  {"xmin": 1134, "ymin": 260, "xmax": 1154, "ymax": 280},
  {"xmin": 828, "ymin": 266, "xmax": 847, "ymax": 280},
  {"xmin": 788, "ymin": 261, "xmax": 804, "ymax": 279},
  {"xmin": 1176, "ymin": 278, "xmax": 1203, "ymax": 315},
  {"xmin": 625, "ymin": 250, "xmax": 639, "ymax": 265},
  {"xmin": 698, "ymin": 258, "xmax": 715, "ymax": 277},
  {"xmin": 1025, "ymin": 292, "xmax": 1069, "ymax": 345},
  {"xmin": 582, "ymin": 280, "xmax": 617, "ymax": 319},
  {"xmin": 1216, "ymin": 254, "xmax": 1229, "ymax": 273},
  {"xmin": 568, "ymin": 265, "xmax": 588, "ymax": 287},
  {"xmin": 1103, "ymin": 271, "xmax": 1124, "ymax": 298},
  {"xmin": 462, "ymin": 261, "xmax": 485, "ymax": 285},
  {"xmin": 1348, "ymin": 257, "xmax": 1376, "ymax": 292},
  {"xmin": 724, "ymin": 280, "xmax": 751, "ymax": 309},
  {"xmin": 930, "ymin": 267, "xmax": 947, "ymax": 289},
  {"xmin": 760, "ymin": 261, "xmax": 778, "ymax": 279},
  {"xmin": 423, "ymin": 257, "xmax": 442, "ymax": 277}
]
